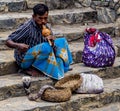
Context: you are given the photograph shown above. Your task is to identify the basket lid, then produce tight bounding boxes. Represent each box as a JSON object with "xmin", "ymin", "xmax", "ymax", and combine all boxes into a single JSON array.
[{"xmin": 55, "ymin": 74, "xmax": 83, "ymax": 92}]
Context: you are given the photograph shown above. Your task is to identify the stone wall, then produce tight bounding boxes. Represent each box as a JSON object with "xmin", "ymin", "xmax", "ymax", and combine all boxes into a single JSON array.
[
  {"xmin": 45, "ymin": 0, "xmax": 120, "ymax": 23},
  {"xmin": 45, "ymin": 0, "xmax": 120, "ymax": 35},
  {"xmin": 0, "ymin": 0, "xmax": 119, "ymax": 23},
  {"xmin": 0, "ymin": 0, "xmax": 120, "ymax": 36}
]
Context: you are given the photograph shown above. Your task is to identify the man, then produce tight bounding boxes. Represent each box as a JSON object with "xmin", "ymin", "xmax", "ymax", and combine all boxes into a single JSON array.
[{"xmin": 6, "ymin": 4, "xmax": 73, "ymax": 80}]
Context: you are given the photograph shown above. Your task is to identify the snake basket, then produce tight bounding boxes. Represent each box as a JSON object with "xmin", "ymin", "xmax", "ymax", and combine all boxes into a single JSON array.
[
  {"xmin": 41, "ymin": 87, "xmax": 72, "ymax": 102},
  {"xmin": 55, "ymin": 74, "xmax": 83, "ymax": 92}
]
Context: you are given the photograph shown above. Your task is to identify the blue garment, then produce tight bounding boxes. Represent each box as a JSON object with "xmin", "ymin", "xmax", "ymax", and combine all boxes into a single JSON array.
[
  {"xmin": 7, "ymin": 19, "xmax": 47, "ymax": 65},
  {"xmin": 21, "ymin": 38, "xmax": 73, "ymax": 80}
]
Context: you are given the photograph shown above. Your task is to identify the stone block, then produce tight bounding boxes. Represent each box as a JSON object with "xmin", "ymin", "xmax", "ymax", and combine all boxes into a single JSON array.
[
  {"xmin": 0, "ymin": 19, "xmax": 16, "ymax": 29},
  {"xmin": 97, "ymin": 7, "xmax": 117, "ymax": 23},
  {"xmin": 7, "ymin": 0, "xmax": 27, "ymax": 12},
  {"xmin": 0, "ymin": 3, "xmax": 7, "ymax": 12},
  {"xmin": 81, "ymin": 0, "xmax": 92, "ymax": 7},
  {"xmin": 26, "ymin": 0, "xmax": 45, "ymax": 9}
]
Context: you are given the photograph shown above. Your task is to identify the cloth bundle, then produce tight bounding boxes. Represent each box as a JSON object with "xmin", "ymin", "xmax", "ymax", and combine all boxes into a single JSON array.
[
  {"xmin": 82, "ymin": 28, "xmax": 116, "ymax": 68},
  {"xmin": 75, "ymin": 73, "xmax": 104, "ymax": 94}
]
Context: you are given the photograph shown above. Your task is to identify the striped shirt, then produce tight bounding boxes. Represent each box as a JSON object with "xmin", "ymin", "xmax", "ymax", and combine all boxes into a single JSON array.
[{"xmin": 7, "ymin": 18, "xmax": 47, "ymax": 65}]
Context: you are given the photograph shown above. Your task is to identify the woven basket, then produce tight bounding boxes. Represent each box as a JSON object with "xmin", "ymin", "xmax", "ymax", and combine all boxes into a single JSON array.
[
  {"xmin": 55, "ymin": 74, "xmax": 82, "ymax": 92},
  {"xmin": 41, "ymin": 87, "xmax": 72, "ymax": 102}
]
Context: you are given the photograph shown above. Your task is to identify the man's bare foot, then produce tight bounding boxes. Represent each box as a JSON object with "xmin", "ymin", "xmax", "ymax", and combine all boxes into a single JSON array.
[
  {"xmin": 68, "ymin": 67, "xmax": 73, "ymax": 71},
  {"xmin": 23, "ymin": 67, "xmax": 45, "ymax": 77}
]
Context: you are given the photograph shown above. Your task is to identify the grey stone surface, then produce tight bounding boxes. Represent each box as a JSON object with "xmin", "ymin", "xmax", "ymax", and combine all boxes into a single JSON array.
[
  {"xmin": 0, "ymin": 0, "xmax": 119, "ymax": 23},
  {"xmin": 0, "ymin": 12, "xmax": 31, "ymax": 30},
  {"xmin": 0, "ymin": 56, "xmax": 120, "ymax": 101},
  {"xmin": 90, "ymin": 103, "xmax": 120, "ymax": 111},
  {"xmin": 81, "ymin": 0, "xmax": 92, "ymax": 7},
  {"xmin": 0, "ymin": 22, "xmax": 116, "ymax": 45},
  {"xmin": 7, "ymin": 1, "xmax": 27, "ymax": 12},
  {"xmin": 0, "ymin": 7, "xmax": 97, "ymax": 30},
  {"xmin": 0, "ymin": 74, "xmax": 53, "ymax": 101},
  {"xmin": 115, "ymin": 18, "xmax": 120, "ymax": 37},
  {"xmin": 97, "ymin": 7, "xmax": 117, "ymax": 23},
  {"xmin": 26, "ymin": 0, "xmax": 44, "ymax": 9},
  {"xmin": 0, "ymin": 0, "xmax": 27, "ymax": 12},
  {"xmin": 0, "ymin": 50, "xmax": 18, "ymax": 75},
  {"xmin": 45, "ymin": 0, "xmax": 75, "ymax": 10},
  {"xmin": 0, "ymin": 1, "xmax": 119, "ymax": 110},
  {"xmin": 0, "ymin": 3, "xmax": 7, "ymax": 12},
  {"xmin": 49, "ymin": 8, "xmax": 97, "ymax": 25},
  {"xmin": 0, "ymin": 37, "xmax": 120, "ymax": 75},
  {"xmin": 0, "ymin": 77, "xmax": 119, "ymax": 111},
  {"xmin": 117, "ymin": 7, "xmax": 120, "ymax": 15}
]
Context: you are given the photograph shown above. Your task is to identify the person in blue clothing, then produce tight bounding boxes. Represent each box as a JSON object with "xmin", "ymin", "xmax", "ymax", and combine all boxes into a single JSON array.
[{"xmin": 6, "ymin": 3, "xmax": 73, "ymax": 80}]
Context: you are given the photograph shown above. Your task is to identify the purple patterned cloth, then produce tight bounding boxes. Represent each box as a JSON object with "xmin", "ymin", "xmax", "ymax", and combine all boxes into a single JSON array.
[{"xmin": 82, "ymin": 29, "xmax": 116, "ymax": 68}]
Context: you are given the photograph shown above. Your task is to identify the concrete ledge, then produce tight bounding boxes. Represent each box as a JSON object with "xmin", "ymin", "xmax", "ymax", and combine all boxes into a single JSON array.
[
  {"xmin": 0, "ymin": 38, "xmax": 120, "ymax": 75},
  {"xmin": 0, "ymin": 77, "xmax": 119, "ymax": 111},
  {"xmin": 0, "ymin": 57, "xmax": 120, "ymax": 101},
  {"xmin": 0, "ymin": 8, "xmax": 97, "ymax": 30},
  {"xmin": 0, "ymin": 50, "xmax": 18, "ymax": 75},
  {"xmin": 0, "ymin": 74, "xmax": 53, "ymax": 101},
  {"xmin": 0, "ymin": 0, "xmax": 27, "ymax": 12},
  {"xmin": 0, "ymin": 23, "xmax": 116, "ymax": 45},
  {"xmin": 90, "ymin": 103, "xmax": 120, "ymax": 111}
]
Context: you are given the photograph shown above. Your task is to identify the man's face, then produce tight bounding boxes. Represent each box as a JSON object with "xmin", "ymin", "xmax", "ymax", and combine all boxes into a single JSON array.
[{"xmin": 33, "ymin": 12, "xmax": 48, "ymax": 27}]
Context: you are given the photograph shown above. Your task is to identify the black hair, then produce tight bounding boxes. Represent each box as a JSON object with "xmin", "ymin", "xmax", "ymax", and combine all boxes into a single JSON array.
[{"xmin": 33, "ymin": 4, "xmax": 49, "ymax": 16}]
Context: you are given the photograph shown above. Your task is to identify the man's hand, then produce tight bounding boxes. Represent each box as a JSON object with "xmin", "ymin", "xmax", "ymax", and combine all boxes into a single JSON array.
[
  {"xmin": 46, "ymin": 35, "xmax": 55, "ymax": 41},
  {"xmin": 45, "ymin": 35, "xmax": 55, "ymax": 46},
  {"xmin": 17, "ymin": 43, "xmax": 29, "ymax": 52},
  {"xmin": 6, "ymin": 40, "xmax": 29, "ymax": 52}
]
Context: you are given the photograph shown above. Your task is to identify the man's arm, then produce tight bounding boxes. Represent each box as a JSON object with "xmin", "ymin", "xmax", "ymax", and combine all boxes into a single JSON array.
[
  {"xmin": 6, "ymin": 23, "xmax": 30, "ymax": 52},
  {"xmin": 6, "ymin": 39, "xmax": 29, "ymax": 53},
  {"xmin": 6, "ymin": 39, "xmax": 20, "ymax": 49}
]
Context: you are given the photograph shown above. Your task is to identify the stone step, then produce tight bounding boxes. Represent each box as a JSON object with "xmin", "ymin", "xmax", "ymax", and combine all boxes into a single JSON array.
[
  {"xmin": 1, "ymin": 0, "xmax": 118, "ymax": 12},
  {"xmin": 0, "ymin": 0, "xmax": 92, "ymax": 12},
  {"xmin": 0, "ymin": 77, "xmax": 119, "ymax": 111},
  {"xmin": 0, "ymin": 0, "xmax": 27, "ymax": 12},
  {"xmin": 0, "ymin": 56, "xmax": 120, "ymax": 101},
  {"xmin": 27, "ymin": 0, "xmax": 80, "ymax": 10},
  {"xmin": 0, "ymin": 74, "xmax": 53, "ymax": 101},
  {"xmin": 89, "ymin": 103, "xmax": 120, "ymax": 111},
  {"xmin": 0, "ymin": 0, "xmax": 51, "ymax": 12},
  {"xmin": 0, "ymin": 50, "xmax": 18, "ymax": 75},
  {"xmin": 0, "ymin": 7, "xmax": 97, "ymax": 31},
  {"xmin": 22, "ymin": 0, "xmax": 45, "ymax": 9},
  {"xmin": 0, "ymin": 0, "xmax": 69, "ymax": 12},
  {"xmin": 0, "ymin": 23, "xmax": 116, "ymax": 49},
  {"xmin": 0, "ymin": 37, "xmax": 120, "ymax": 76}
]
